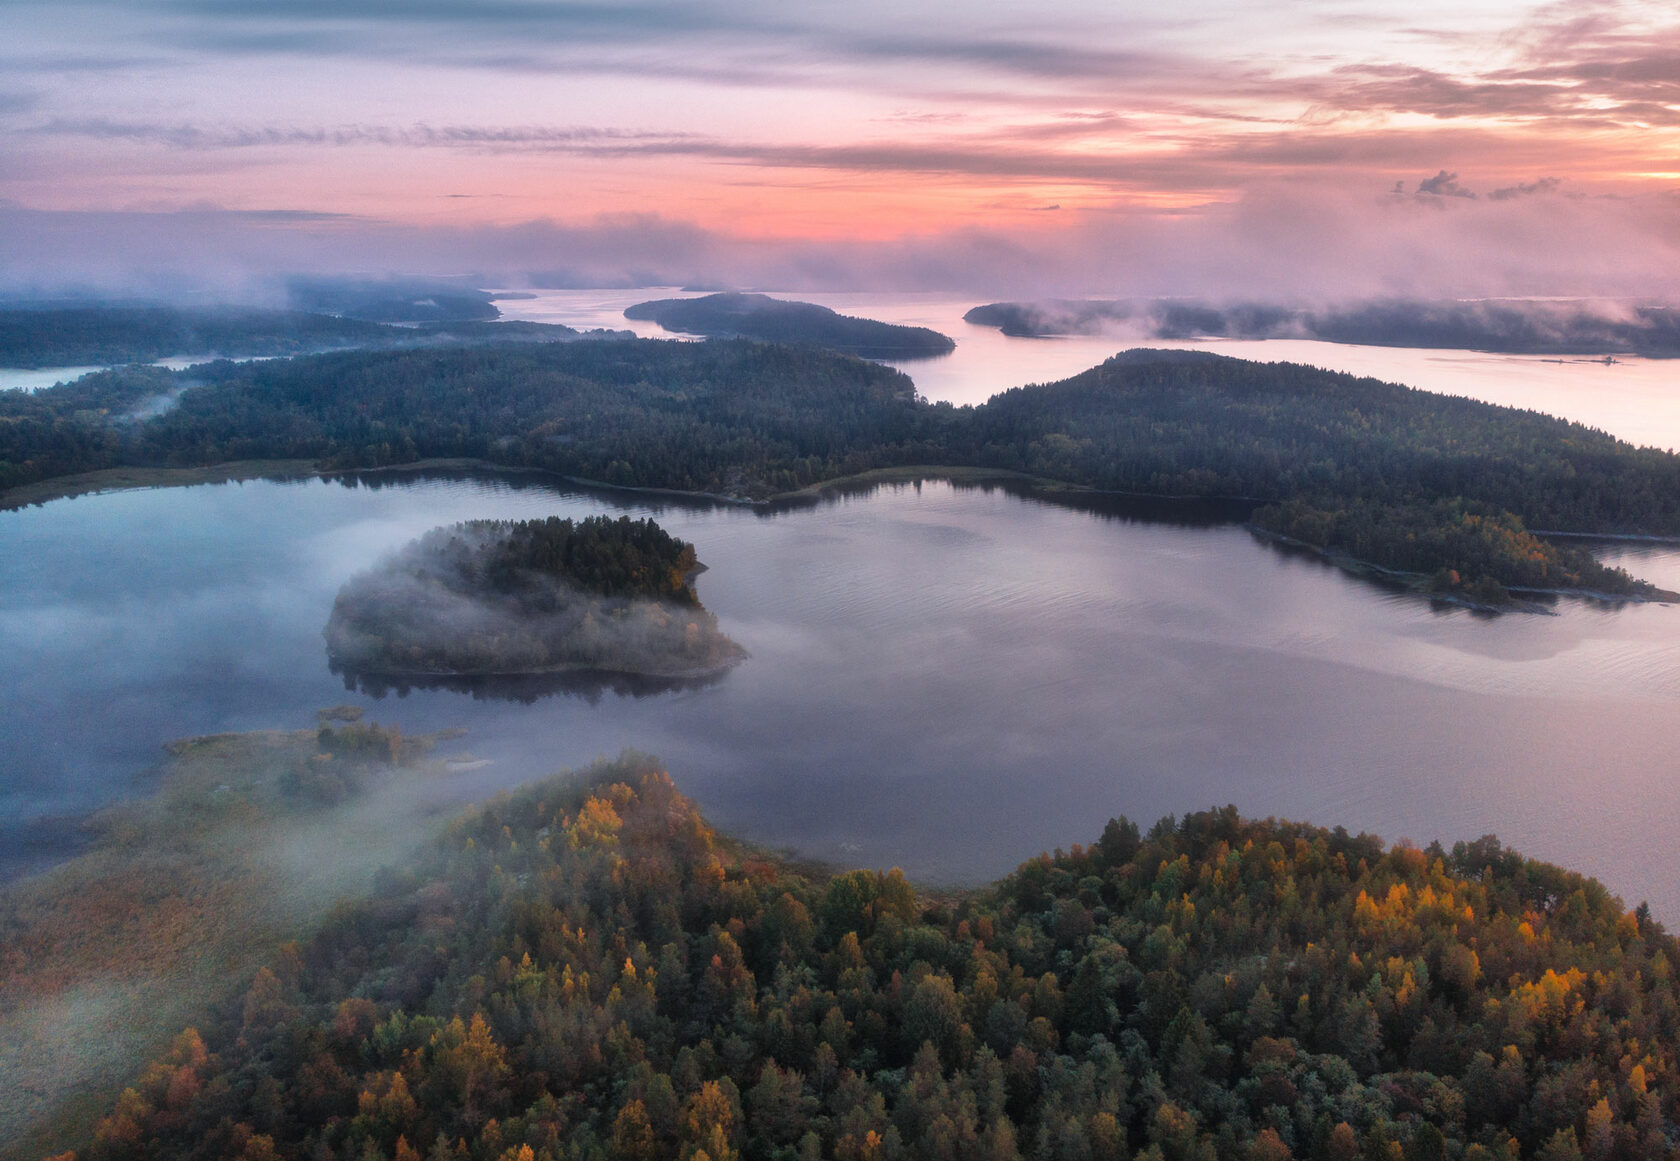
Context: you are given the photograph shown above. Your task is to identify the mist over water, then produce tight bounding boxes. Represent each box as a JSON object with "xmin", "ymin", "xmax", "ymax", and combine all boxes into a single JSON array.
[{"xmin": 3, "ymin": 473, "xmax": 1679, "ymax": 919}]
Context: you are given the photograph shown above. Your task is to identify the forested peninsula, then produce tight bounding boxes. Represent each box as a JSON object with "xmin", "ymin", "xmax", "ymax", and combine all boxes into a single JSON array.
[
  {"xmin": 963, "ymin": 299, "xmax": 1680, "ymax": 358},
  {"xmin": 5, "ymin": 340, "xmax": 1679, "ymax": 603},
  {"xmin": 43, "ymin": 753, "xmax": 1680, "ymax": 1161},
  {"xmin": 324, "ymin": 516, "xmax": 744, "ymax": 680},
  {"xmin": 625, "ymin": 293, "xmax": 957, "ymax": 359}
]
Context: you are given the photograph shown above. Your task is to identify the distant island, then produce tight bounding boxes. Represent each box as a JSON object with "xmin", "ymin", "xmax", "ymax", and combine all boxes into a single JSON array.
[
  {"xmin": 625, "ymin": 291, "xmax": 957, "ymax": 358},
  {"xmin": 965, "ymin": 297, "xmax": 1680, "ymax": 357},
  {"xmin": 0, "ymin": 304, "xmax": 630, "ymax": 370},
  {"xmin": 324, "ymin": 514, "xmax": 746, "ymax": 680}
]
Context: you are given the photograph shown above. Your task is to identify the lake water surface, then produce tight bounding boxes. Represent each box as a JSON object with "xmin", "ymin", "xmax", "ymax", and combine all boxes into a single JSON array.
[{"xmin": 5, "ymin": 472, "xmax": 1679, "ymax": 917}]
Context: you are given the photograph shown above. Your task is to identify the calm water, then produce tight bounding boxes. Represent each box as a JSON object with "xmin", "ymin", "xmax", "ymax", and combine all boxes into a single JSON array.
[
  {"xmin": 4, "ymin": 473, "xmax": 1679, "ymax": 918},
  {"xmin": 501, "ymin": 289, "xmax": 1680, "ymax": 452}
]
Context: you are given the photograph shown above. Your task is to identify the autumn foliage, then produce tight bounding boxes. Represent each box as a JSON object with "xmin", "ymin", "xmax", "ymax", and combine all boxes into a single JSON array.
[{"xmin": 64, "ymin": 761, "xmax": 1680, "ymax": 1161}]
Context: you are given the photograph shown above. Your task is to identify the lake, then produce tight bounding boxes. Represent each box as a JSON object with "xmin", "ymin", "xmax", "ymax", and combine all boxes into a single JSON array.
[{"xmin": 5, "ymin": 470, "xmax": 1679, "ymax": 919}]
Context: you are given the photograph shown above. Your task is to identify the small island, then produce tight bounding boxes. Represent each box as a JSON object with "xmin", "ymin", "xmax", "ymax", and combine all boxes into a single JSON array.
[
  {"xmin": 324, "ymin": 514, "xmax": 746, "ymax": 680},
  {"xmin": 964, "ymin": 296, "xmax": 1680, "ymax": 356},
  {"xmin": 625, "ymin": 291, "xmax": 957, "ymax": 358}
]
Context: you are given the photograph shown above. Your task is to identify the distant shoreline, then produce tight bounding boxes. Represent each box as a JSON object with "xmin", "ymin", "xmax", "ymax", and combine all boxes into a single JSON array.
[
  {"xmin": 0, "ymin": 457, "xmax": 1052, "ymax": 511},
  {"xmin": 6, "ymin": 456, "xmax": 1677, "ymax": 614}
]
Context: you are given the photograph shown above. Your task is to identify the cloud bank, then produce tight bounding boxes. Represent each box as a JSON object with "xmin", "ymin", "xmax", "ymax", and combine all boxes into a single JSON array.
[
  {"xmin": 2, "ymin": 0, "xmax": 1678, "ymax": 300},
  {"xmin": 3, "ymin": 180, "xmax": 1678, "ymax": 303}
]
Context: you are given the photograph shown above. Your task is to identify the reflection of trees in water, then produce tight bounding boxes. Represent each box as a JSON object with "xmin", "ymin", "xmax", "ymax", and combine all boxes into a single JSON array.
[{"xmin": 329, "ymin": 660, "xmax": 730, "ymax": 706}]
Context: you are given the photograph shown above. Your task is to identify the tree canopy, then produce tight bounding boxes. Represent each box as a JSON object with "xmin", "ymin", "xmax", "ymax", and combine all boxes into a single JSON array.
[{"xmin": 64, "ymin": 757, "xmax": 1680, "ymax": 1161}]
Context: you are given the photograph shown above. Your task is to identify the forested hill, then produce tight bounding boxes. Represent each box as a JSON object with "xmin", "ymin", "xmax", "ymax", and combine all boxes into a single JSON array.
[
  {"xmin": 950, "ymin": 350, "xmax": 1680, "ymax": 597},
  {"xmin": 625, "ymin": 293, "xmax": 957, "ymax": 358},
  {"xmin": 0, "ymin": 306, "xmax": 608, "ymax": 370},
  {"xmin": 5, "ymin": 341, "xmax": 1680, "ymax": 600},
  {"xmin": 66, "ymin": 757, "xmax": 1680, "ymax": 1161}
]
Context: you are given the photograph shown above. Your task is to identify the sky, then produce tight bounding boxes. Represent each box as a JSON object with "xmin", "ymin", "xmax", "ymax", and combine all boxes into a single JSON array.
[{"xmin": 3, "ymin": 0, "xmax": 1680, "ymax": 298}]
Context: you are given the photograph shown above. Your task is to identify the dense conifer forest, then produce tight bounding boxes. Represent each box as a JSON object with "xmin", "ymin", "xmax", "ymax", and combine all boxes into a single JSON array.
[
  {"xmin": 465, "ymin": 516, "xmax": 702, "ymax": 603},
  {"xmin": 60, "ymin": 757, "xmax": 1680, "ymax": 1161},
  {"xmin": 4, "ymin": 340, "xmax": 1678, "ymax": 599}
]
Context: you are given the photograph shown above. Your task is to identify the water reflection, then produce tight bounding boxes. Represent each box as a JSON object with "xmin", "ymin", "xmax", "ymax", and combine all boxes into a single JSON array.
[
  {"xmin": 331, "ymin": 661, "xmax": 733, "ymax": 705},
  {"xmin": 5, "ymin": 471, "xmax": 1680, "ymax": 922}
]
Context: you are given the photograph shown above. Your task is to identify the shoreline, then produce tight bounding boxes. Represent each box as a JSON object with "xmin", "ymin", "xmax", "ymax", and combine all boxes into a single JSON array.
[
  {"xmin": 327, "ymin": 653, "xmax": 748, "ymax": 683},
  {"xmin": 6, "ymin": 457, "xmax": 1677, "ymax": 613},
  {"xmin": 1246, "ymin": 524, "xmax": 1680, "ymax": 613},
  {"xmin": 0, "ymin": 459, "xmax": 322, "ymax": 509},
  {"xmin": 0, "ymin": 457, "xmax": 1054, "ymax": 511}
]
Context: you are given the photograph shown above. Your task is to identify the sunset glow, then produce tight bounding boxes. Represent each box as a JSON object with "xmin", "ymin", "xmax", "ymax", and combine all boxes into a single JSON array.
[{"xmin": 3, "ymin": 0, "xmax": 1679, "ymax": 296}]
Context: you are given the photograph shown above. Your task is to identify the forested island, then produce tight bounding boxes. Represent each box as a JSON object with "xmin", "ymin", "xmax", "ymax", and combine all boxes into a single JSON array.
[
  {"xmin": 0, "ymin": 305, "xmax": 620, "ymax": 370},
  {"xmin": 625, "ymin": 293, "xmax": 957, "ymax": 358},
  {"xmin": 5, "ymin": 340, "xmax": 1679, "ymax": 604},
  {"xmin": 39, "ymin": 752, "xmax": 1680, "ymax": 1161},
  {"xmin": 324, "ymin": 515, "xmax": 745, "ymax": 680},
  {"xmin": 964, "ymin": 298, "xmax": 1680, "ymax": 358}
]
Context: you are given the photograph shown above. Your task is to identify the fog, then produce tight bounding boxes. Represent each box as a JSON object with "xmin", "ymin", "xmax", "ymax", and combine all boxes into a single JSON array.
[
  {"xmin": 325, "ymin": 524, "xmax": 744, "ymax": 685},
  {"xmin": 0, "ymin": 724, "xmax": 524, "ymax": 1148},
  {"xmin": 3, "ymin": 182, "xmax": 1678, "ymax": 307}
]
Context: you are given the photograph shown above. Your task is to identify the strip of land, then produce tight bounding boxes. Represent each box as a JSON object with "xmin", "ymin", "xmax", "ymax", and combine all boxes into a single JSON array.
[{"xmin": 7, "ymin": 340, "xmax": 1680, "ymax": 606}]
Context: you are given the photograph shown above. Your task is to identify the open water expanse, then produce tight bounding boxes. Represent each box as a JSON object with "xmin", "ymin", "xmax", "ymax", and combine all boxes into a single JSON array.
[{"xmin": 5, "ymin": 470, "xmax": 1680, "ymax": 916}]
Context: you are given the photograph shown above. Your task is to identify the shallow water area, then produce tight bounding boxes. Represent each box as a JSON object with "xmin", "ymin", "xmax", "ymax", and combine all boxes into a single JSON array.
[{"xmin": 4, "ymin": 471, "xmax": 1679, "ymax": 919}]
